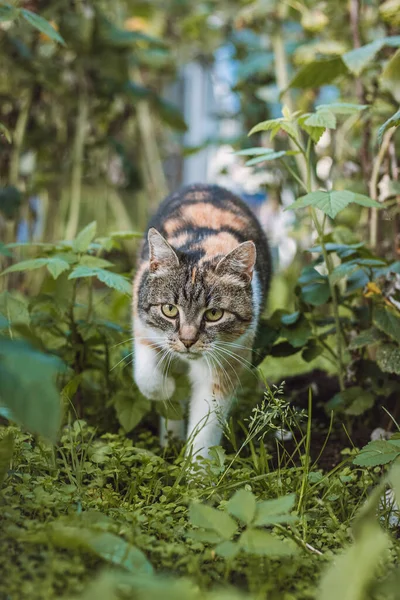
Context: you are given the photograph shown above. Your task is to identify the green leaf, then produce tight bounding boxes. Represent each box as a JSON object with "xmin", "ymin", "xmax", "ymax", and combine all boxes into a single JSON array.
[
  {"xmin": 248, "ymin": 118, "xmax": 284, "ymax": 136},
  {"xmin": 68, "ymin": 266, "xmax": 131, "ymax": 295},
  {"xmin": 189, "ymin": 503, "xmax": 237, "ymax": 540},
  {"xmin": 304, "ymin": 109, "xmax": 337, "ymax": 129},
  {"xmin": 0, "ymin": 432, "xmax": 14, "ymax": 488},
  {"xmin": 381, "ymin": 49, "xmax": 400, "ymax": 102},
  {"xmin": 288, "ymin": 57, "xmax": 347, "ymax": 89},
  {"xmin": 0, "ymin": 292, "xmax": 30, "ymax": 326},
  {"xmin": 44, "ymin": 524, "xmax": 152, "ymax": 574},
  {"xmin": 302, "ymin": 339, "xmax": 324, "ymax": 362},
  {"xmin": 245, "ymin": 151, "xmax": 288, "ymax": 165},
  {"xmin": 376, "ymin": 344, "xmax": 400, "ymax": 375},
  {"xmin": 378, "ymin": 108, "xmax": 400, "ymax": 145},
  {"xmin": 374, "ymin": 306, "xmax": 400, "ymax": 343},
  {"xmin": 21, "ymin": 9, "xmax": 65, "ymax": 45},
  {"xmin": 298, "ymin": 115, "xmax": 326, "ymax": 143},
  {"xmin": 353, "ymin": 439, "xmax": 400, "ymax": 466},
  {"xmin": 235, "ymin": 147, "xmax": 276, "ymax": 156},
  {"xmin": 316, "ymin": 103, "xmax": 369, "ymax": 115},
  {"xmin": 154, "ymin": 98, "xmax": 187, "ymax": 132},
  {"xmin": 0, "ymin": 4, "xmax": 19, "ymax": 21},
  {"xmin": 342, "ymin": 40, "xmax": 385, "ymax": 75},
  {"xmin": 318, "ymin": 519, "xmax": 390, "ymax": 600},
  {"xmin": 327, "ymin": 386, "xmax": 374, "ymax": 416},
  {"xmin": 1, "ymin": 258, "xmax": 50, "ymax": 276},
  {"xmin": 214, "ymin": 540, "xmax": 239, "ymax": 559},
  {"xmin": 349, "ymin": 327, "xmax": 385, "ymax": 350},
  {"xmin": 253, "ymin": 494, "xmax": 296, "ymax": 527},
  {"xmin": 281, "ymin": 311, "xmax": 300, "ymax": 325},
  {"xmin": 239, "ymin": 529, "xmax": 296, "ymax": 557},
  {"xmin": 72, "ymin": 222, "xmax": 97, "ymax": 253},
  {"xmin": 114, "ymin": 393, "xmax": 150, "ymax": 433},
  {"xmin": 281, "ymin": 315, "xmax": 312, "ymax": 348},
  {"xmin": 301, "ymin": 281, "xmax": 331, "ymax": 306},
  {"xmin": 45, "ymin": 257, "xmax": 70, "ymax": 279},
  {"xmin": 287, "ymin": 190, "xmax": 381, "ymax": 219},
  {"xmin": 0, "ymin": 338, "xmax": 63, "ymax": 441},
  {"xmin": 0, "ymin": 122, "xmax": 12, "ymax": 143},
  {"xmin": 330, "ymin": 262, "xmax": 361, "ymax": 285},
  {"xmin": 79, "ymin": 256, "xmax": 114, "ymax": 269},
  {"xmin": 187, "ymin": 530, "xmax": 222, "ymax": 544},
  {"xmin": 227, "ymin": 489, "xmax": 257, "ymax": 525}
]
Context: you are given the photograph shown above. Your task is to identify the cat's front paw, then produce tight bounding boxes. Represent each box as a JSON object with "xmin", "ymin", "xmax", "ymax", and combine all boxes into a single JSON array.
[{"xmin": 135, "ymin": 373, "xmax": 175, "ymax": 401}]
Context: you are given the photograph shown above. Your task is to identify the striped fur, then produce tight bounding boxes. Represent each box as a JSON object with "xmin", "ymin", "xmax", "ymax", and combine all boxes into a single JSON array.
[{"xmin": 133, "ymin": 184, "xmax": 271, "ymax": 459}]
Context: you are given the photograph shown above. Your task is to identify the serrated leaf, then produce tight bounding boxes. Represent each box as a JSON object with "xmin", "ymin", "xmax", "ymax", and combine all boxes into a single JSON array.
[
  {"xmin": 114, "ymin": 393, "xmax": 150, "ymax": 432},
  {"xmin": 189, "ymin": 503, "xmax": 237, "ymax": 540},
  {"xmin": 342, "ymin": 40, "xmax": 385, "ymax": 75},
  {"xmin": 298, "ymin": 115, "xmax": 326, "ymax": 143},
  {"xmin": 288, "ymin": 57, "xmax": 347, "ymax": 89},
  {"xmin": 287, "ymin": 190, "xmax": 381, "ymax": 219},
  {"xmin": 1, "ymin": 258, "xmax": 49, "ymax": 276},
  {"xmin": 21, "ymin": 9, "xmax": 65, "ymax": 45},
  {"xmin": 353, "ymin": 439, "xmax": 400, "ymax": 466},
  {"xmin": 249, "ymin": 118, "xmax": 284, "ymax": 136},
  {"xmin": 305, "ymin": 109, "xmax": 337, "ymax": 129},
  {"xmin": 245, "ymin": 151, "xmax": 288, "ymax": 165},
  {"xmin": 0, "ymin": 292, "xmax": 30, "ymax": 326},
  {"xmin": 214, "ymin": 540, "xmax": 239, "ymax": 559},
  {"xmin": 253, "ymin": 494, "xmax": 296, "ymax": 527},
  {"xmin": 79, "ymin": 256, "xmax": 114, "ymax": 269},
  {"xmin": 227, "ymin": 489, "xmax": 257, "ymax": 525},
  {"xmin": 239, "ymin": 529, "xmax": 296, "ymax": 557},
  {"xmin": 316, "ymin": 102, "xmax": 369, "ymax": 115},
  {"xmin": 0, "ymin": 432, "xmax": 14, "ymax": 488},
  {"xmin": 378, "ymin": 109, "xmax": 400, "ymax": 145},
  {"xmin": 68, "ymin": 266, "xmax": 131, "ymax": 295},
  {"xmin": 72, "ymin": 222, "xmax": 97, "ymax": 253},
  {"xmin": 374, "ymin": 306, "xmax": 400, "ymax": 343},
  {"xmin": 187, "ymin": 530, "xmax": 222, "ymax": 544},
  {"xmin": 349, "ymin": 327, "xmax": 385, "ymax": 349},
  {"xmin": 44, "ymin": 524, "xmax": 152, "ymax": 574},
  {"xmin": 376, "ymin": 344, "xmax": 400, "ymax": 375},
  {"xmin": 46, "ymin": 257, "xmax": 70, "ymax": 279},
  {"xmin": 330, "ymin": 261, "xmax": 361, "ymax": 285}
]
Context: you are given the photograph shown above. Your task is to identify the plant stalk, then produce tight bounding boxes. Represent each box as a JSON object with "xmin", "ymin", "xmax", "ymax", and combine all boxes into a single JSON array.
[
  {"xmin": 65, "ymin": 84, "xmax": 89, "ymax": 240},
  {"xmin": 369, "ymin": 127, "xmax": 395, "ymax": 249}
]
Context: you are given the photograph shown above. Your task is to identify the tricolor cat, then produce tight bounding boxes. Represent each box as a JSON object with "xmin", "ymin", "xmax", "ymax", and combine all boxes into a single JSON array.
[{"xmin": 133, "ymin": 184, "xmax": 271, "ymax": 459}]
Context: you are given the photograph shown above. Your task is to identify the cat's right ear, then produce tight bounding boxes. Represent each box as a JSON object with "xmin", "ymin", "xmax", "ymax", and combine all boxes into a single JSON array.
[{"xmin": 148, "ymin": 228, "xmax": 179, "ymax": 274}]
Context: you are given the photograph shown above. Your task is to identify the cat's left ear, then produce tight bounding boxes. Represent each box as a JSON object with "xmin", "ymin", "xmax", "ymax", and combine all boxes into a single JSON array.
[
  {"xmin": 148, "ymin": 228, "xmax": 179, "ymax": 274},
  {"xmin": 216, "ymin": 241, "xmax": 256, "ymax": 283}
]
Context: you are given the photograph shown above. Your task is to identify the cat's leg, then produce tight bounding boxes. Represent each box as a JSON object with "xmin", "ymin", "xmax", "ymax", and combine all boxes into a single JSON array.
[
  {"xmin": 133, "ymin": 336, "xmax": 175, "ymax": 401},
  {"xmin": 186, "ymin": 358, "xmax": 232, "ymax": 459}
]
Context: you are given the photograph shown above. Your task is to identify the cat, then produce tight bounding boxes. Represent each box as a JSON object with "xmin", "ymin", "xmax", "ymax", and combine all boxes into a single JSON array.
[{"xmin": 132, "ymin": 183, "xmax": 271, "ymax": 459}]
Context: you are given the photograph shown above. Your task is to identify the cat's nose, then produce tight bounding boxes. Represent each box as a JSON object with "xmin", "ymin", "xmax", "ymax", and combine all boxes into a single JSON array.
[{"xmin": 180, "ymin": 338, "xmax": 196, "ymax": 349}]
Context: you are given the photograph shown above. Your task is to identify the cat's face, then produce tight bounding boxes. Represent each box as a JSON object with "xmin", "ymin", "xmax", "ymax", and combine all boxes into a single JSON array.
[{"xmin": 137, "ymin": 229, "xmax": 257, "ymax": 359}]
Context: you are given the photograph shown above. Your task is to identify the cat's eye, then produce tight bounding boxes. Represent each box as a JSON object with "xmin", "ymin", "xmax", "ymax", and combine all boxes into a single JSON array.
[
  {"xmin": 204, "ymin": 308, "xmax": 224, "ymax": 322},
  {"xmin": 161, "ymin": 304, "xmax": 179, "ymax": 318}
]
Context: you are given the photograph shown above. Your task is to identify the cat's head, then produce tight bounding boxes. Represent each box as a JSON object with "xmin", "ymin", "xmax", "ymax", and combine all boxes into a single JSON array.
[{"xmin": 137, "ymin": 228, "xmax": 257, "ymax": 359}]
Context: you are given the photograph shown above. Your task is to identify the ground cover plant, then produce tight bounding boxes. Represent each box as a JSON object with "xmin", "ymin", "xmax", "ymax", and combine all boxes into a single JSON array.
[{"xmin": 1, "ymin": 0, "xmax": 400, "ymax": 599}]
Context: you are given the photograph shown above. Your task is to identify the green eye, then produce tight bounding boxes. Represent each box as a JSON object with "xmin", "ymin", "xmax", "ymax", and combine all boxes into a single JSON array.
[
  {"xmin": 161, "ymin": 304, "xmax": 179, "ymax": 318},
  {"xmin": 204, "ymin": 308, "xmax": 224, "ymax": 322}
]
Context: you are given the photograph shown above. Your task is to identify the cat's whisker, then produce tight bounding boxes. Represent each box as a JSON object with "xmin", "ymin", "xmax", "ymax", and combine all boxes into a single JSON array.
[
  {"xmin": 207, "ymin": 349, "xmax": 237, "ymax": 392},
  {"xmin": 111, "ymin": 339, "xmax": 165, "ymax": 371},
  {"xmin": 212, "ymin": 344, "xmax": 257, "ymax": 381}
]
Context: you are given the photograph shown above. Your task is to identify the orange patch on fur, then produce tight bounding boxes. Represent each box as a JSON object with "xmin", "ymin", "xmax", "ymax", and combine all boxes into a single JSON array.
[
  {"xmin": 168, "ymin": 231, "xmax": 190, "ymax": 248},
  {"xmin": 163, "ymin": 218, "xmax": 183, "ymax": 236},
  {"xmin": 198, "ymin": 232, "xmax": 239, "ymax": 261},
  {"xmin": 191, "ymin": 266, "xmax": 197, "ymax": 283},
  {"xmin": 181, "ymin": 203, "xmax": 248, "ymax": 231}
]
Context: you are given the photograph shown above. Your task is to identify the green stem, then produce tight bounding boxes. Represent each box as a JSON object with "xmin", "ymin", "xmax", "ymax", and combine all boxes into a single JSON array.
[
  {"xmin": 65, "ymin": 83, "xmax": 89, "ymax": 240},
  {"xmin": 310, "ymin": 207, "xmax": 345, "ymax": 391},
  {"xmin": 9, "ymin": 88, "xmax": 32, "ymax": 186}
]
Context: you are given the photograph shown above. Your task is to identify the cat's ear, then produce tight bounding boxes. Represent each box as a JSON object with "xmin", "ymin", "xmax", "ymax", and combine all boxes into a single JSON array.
[
  {"xmin": 148, "ymin": 228, "xmax": 179, "ymax": 274},
  {"xmin": 215, "ymin": 241, "xmax": 256, "ymax": 284}
]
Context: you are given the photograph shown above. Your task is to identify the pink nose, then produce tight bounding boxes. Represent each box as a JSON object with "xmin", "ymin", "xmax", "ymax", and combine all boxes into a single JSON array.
[{"xmin": 180, "ymin": 338, "xmax": 196, "ymax": 349}]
